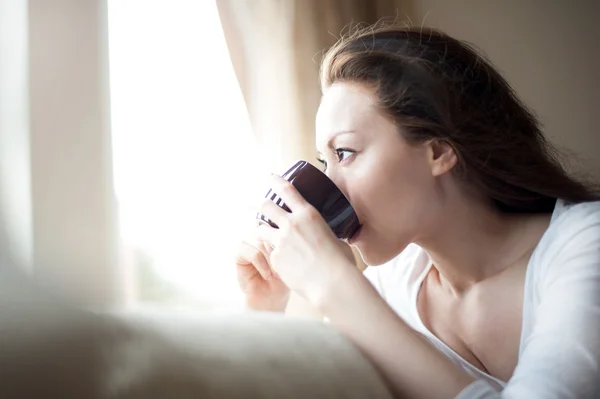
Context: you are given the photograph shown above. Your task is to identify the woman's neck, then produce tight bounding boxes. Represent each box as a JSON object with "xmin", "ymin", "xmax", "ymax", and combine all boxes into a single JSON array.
[{"xmin": 414, "ymin": 196, "xmax": 552, "ymax": 296}]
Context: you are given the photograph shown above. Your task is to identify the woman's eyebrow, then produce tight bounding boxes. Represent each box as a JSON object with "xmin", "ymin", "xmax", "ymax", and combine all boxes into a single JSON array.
[
  {"xmin": 317, "ymin": 131, "xmax": 357, "ymax": 157},
  {"xmin": 326, "ymin": 130, "xmax": 356, "ymax": 148}
]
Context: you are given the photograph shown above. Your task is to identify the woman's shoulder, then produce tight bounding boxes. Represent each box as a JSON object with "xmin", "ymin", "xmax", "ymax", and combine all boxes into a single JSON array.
[
  {"xmin": 530, "ymin": 199, "xmax": 600, "ymax": 286},
  {"xmin": 515, "ymin": 200, "xmax": 600, "ymax": 395},
  {"xmin": 541, "ymin": 199, "xmax": 600, "ymax": 250},
  {"xmin": 550, "ymin": 198, "xmax": 600, "ymax": 226}
]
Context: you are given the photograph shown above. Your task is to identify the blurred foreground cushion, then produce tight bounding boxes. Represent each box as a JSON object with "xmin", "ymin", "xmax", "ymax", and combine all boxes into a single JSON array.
[{"xmin": 0, "ymin": 267, "xmax": 392, "ymax": 399}]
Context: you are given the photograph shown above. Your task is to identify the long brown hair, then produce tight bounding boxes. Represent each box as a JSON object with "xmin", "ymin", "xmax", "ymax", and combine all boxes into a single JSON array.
[{"xmin": 320, "ymin": 24, "xmax": 600, "ymax": 213}]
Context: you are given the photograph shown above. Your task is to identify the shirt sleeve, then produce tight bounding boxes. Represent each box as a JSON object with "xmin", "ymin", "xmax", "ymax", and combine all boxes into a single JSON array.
[{"xmin": 455, "ymin": 202, "xmax": 600, "ymax": 399}]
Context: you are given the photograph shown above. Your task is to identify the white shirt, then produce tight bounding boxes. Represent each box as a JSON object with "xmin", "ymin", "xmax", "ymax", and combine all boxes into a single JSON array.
[{"xmin": 363, "ymin": 199, "xmax": 600, "ymax": 398}]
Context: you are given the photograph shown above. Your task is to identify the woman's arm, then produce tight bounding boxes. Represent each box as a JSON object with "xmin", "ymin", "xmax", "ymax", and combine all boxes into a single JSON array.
[
  {"xmin": 285, "ymin": 244, "xmax": 358, "ymax": 320},
  {"xmin": 318, "ymin": 266, "xmax": 475, "ymax": 399},
  {"xmin": 285, "ymin": 291, "xmax": 323, "ymax": 318}
]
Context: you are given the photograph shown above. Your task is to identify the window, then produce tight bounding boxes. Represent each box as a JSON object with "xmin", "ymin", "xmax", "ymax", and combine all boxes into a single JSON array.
[{"xmin": 107, "ymin": 0, "xmax": 267, "ymax": 310}]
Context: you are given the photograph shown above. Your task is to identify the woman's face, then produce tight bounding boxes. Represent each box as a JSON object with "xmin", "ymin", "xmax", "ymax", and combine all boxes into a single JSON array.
[{"xmin": 315, "ymin": 82, "xmax": 450, "ymax": 265}]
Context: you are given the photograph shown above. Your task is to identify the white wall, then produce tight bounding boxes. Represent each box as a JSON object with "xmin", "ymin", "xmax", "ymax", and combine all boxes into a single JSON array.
[
  {"xmin": 0, "ymin": 0, "xmax": 33, "ymax": 270},
  {"xmin": 407, "ymin": 0, "xmax": 600, "ymax": 178}
]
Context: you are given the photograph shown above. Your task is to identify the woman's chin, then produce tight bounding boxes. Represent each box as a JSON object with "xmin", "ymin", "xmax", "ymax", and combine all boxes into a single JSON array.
[{"xmin": 352, "ymin": 244, "xmax": 391, "ymax": 267}]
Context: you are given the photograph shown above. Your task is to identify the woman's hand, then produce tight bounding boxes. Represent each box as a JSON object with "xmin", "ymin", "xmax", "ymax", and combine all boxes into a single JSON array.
[
  {"xmin": 256, "ymin": 175, "xmax": 357, "ymax": 309},
  {"xmin": 235, "ymin": 235, "xmax": 290, "ymax": 312}
]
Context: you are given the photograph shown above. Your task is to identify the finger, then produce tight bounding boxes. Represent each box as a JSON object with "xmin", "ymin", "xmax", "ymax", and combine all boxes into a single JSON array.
[
  {"xmin": 255, "ymin": 223, "xmax": 278, "ymax": 248},
  {"xmin": 237, "ymin": 240, "xmax": 272, "ymax": 280},
  {"xmin": 261, "ymin": 239, "xmax": 274, "ymax": 256},
  {"xmin": 259, "ymin": 198, "xmax": 290, "ymax": 228},
  {"xmin": 269, "ymin": 174, "xmax": 307, "ymax": 212}
]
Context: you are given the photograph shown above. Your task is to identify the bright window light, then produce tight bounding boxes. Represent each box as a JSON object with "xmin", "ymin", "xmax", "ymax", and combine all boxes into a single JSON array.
[{"xmin": 107, "ymin": 0, "xmax": 268, "ymax": 309}]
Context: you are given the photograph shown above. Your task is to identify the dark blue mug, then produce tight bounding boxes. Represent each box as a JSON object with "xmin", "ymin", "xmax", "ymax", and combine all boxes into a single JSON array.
[{"xmin": 257, "ymin": 160, "xmax": 361, "ymax": 241}]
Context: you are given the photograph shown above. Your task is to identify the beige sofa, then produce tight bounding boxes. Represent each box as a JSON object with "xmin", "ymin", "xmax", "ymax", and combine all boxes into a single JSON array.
[{"xmin": 0, "ymin": 266, "xmax": 393, "ymax": 399}]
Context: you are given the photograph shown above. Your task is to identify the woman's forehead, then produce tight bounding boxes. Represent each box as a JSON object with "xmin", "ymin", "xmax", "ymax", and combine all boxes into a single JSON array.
[{"xmin": 316, "ymin": 83, "xmax": 378, "ymax": 146}]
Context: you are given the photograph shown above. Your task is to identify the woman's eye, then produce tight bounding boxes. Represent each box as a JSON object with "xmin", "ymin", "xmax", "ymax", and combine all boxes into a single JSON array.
[{"xmin": 335, "ymin": 149, "xmax": 353, "ymax": 162}]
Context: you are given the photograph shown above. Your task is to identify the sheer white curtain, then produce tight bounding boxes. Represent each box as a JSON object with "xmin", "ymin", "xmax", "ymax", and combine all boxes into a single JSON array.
[{"xmin": 108, "ymin": 0, "xmax": 269, "ymax": 309}]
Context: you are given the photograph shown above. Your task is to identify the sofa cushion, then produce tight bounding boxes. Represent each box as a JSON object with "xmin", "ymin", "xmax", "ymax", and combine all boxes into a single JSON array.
[{"xmin": 0, "ymin": 267, "xmax": 393, "ymax": 399}]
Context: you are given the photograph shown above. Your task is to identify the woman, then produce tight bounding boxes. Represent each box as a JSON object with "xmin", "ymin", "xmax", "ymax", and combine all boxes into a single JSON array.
[{"xmin": 235, "ymin": 25, "xmax": 600, "ymax": 398}]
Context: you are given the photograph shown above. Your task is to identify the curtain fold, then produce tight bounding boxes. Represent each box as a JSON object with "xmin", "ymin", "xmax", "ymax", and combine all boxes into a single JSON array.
[
  {"xmin": 216, "ymin": 0, "xmax": 404, "ymax": 316},
  {"xmin": 216, "ymin": 0, "xmax": 402, "ymax": 172},
  {"xmin": 0, "ymin": 0, "xmax": 127, "ymax": 308}
]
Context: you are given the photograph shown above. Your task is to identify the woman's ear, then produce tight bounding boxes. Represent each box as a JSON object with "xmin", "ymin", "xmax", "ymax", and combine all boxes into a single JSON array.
[{"xmin": 427, "ymin": 140, "xmax": 458, "ymax": 177}]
